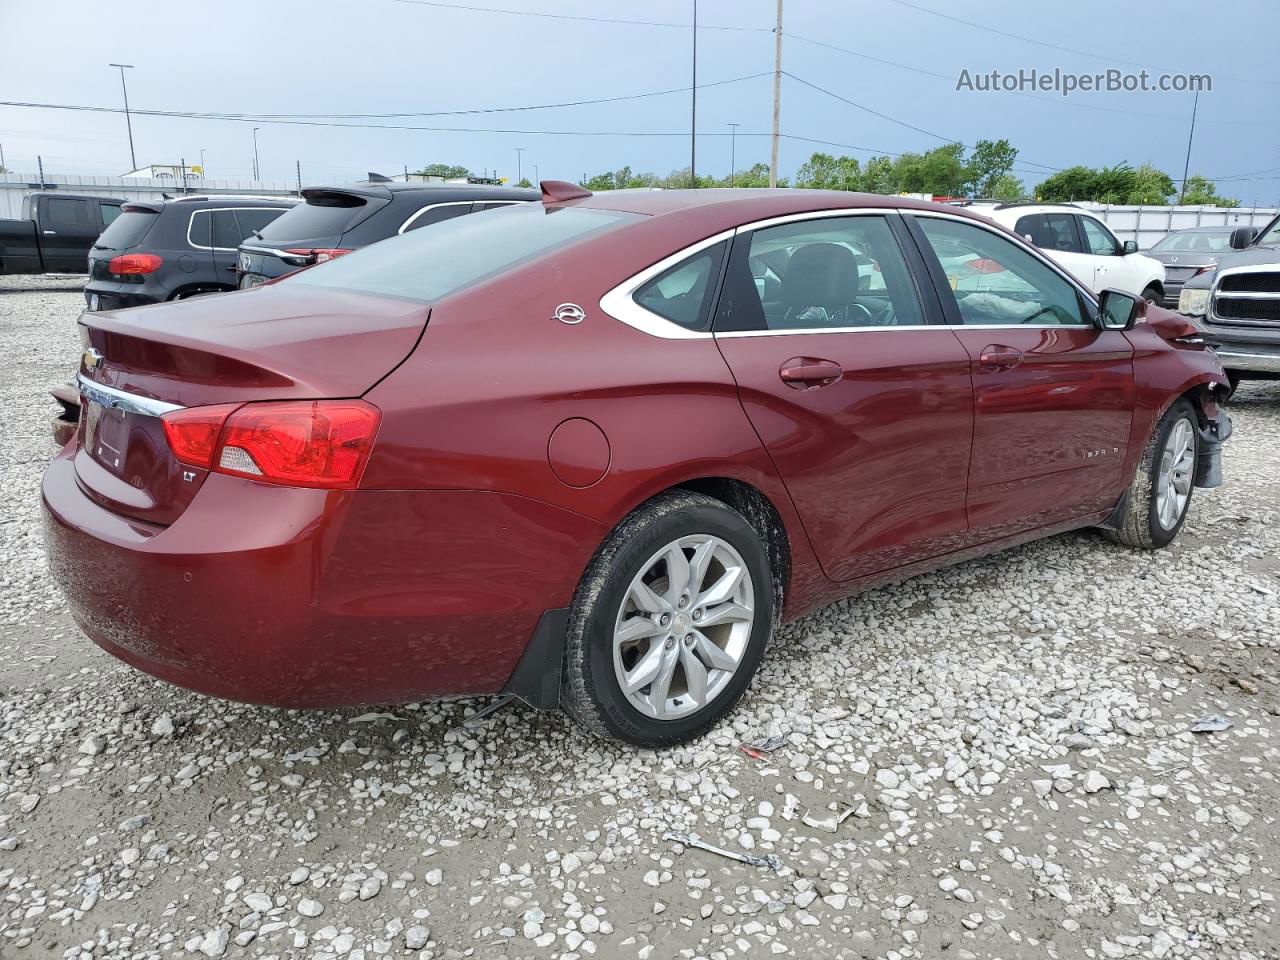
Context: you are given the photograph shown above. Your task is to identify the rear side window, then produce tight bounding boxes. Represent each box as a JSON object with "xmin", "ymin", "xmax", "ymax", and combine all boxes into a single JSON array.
[
  {"xmin": 100, "ymin": 203, "xmax": 123, "ymax": 226},
  {"xmin": 235, "ymin": 208, "xmax": 286, "ymax": 238},
  {"xmin": 287, "ymin": 205, "xmax": 639, "ymax": 303},
  {"xmin": 45, "ymin": 198, "xmax": 94, "ymax": 228},
  {"xmin": 1014, "ymin": 213, "xmax": 1081, "ymax": 253},
  {"xmin": 634, "ymin": 243, "xmax": 726, "ymax": 331},
  {"xmin": 258, "ymin": 193, "xmax": 372, "ymax": 242},
  {"xmin": 401, "ymin": 202, "xmax": 472, "ymax": 232},
  {"xmin": 96, "ymin": 209, "xmax": 158, "ymax": 250}
]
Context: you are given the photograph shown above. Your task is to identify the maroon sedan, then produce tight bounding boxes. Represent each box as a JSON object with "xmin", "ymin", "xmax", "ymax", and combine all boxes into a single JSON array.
[{"xmin": 43, "ymin": 183, "xmax": 1231, "ymax": 746}]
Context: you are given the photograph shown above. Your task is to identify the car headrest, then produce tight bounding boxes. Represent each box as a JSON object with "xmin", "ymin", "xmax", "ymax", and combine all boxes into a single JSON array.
[{"xmin": 782, "ymin": 243, "xmax": 862, "ymax": 310}]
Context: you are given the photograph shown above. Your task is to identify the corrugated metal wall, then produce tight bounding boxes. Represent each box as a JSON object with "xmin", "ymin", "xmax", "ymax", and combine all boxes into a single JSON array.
[
  {"xmin": 0, "ymin": 173, "xmax": 298, "ymax": 219},
  {"xmin": 1076, "ymin": 203, "xmax": 1277, "ymax": 249}
]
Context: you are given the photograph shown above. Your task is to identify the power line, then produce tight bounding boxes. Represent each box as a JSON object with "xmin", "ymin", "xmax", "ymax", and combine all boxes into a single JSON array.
[
  {"xmin": 881, "ymin": 0, "xmax": 1279, "ymax": 89},
  {"xmin": 783, "ymin": 72, "xmax": 1064, "ymax": 172},
  {"xmin": 390, "ymin": 0, "xmax": 770, "ymax": 31}
]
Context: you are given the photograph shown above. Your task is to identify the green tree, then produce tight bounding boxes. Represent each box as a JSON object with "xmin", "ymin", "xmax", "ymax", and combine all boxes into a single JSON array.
[
  {"xmin": 414, "ymin": 163, "xmax": 471, "ymax": 179},
  {"xmin": 861, "ymin": 156, "xmax": 898, "ymax": 194},
  {"xmin": 894, "ymin": 144, "xmax": 967, "ymax": 196},
  {"xmin": 965, "ymin": 138, "xmax": 1018, "ymax": 197},
  {"xmin": 516, "ymin": 177, "xmax": 532, "ymax": 188},
  {"xmin": 794, "ymin": 152, "xmax": 862, "ymax": 191},
  {"xmin": 1036, "ymin": 165, "xmax": 1098, "ymax": 202},
  {"xmin": 989, "ymin": 173, "xmax": 1025, "ymax": 202},
  {"xmin": 1127, "ymin": 164, "xmax": 1175, "ymax": 205},
  {"xmin": 724, "ymin": 162, "xmax": 776, "ymax": 187},
  {"xmin": 1179, "ymin": 174, "xmax": 1240, "ymax": 207}
]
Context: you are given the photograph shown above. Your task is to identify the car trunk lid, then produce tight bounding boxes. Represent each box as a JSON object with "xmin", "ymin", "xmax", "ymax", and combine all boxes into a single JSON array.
[{"xmin": 74, "ymin": 283, "xmax": 427, "ymax": 525}]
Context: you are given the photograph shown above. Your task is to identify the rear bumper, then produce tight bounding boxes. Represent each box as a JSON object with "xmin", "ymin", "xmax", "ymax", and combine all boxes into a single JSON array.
[
  {"xmin": 83, "ymin": 282, "xmax": 161, "ymax": 310},
  {"xmin": 41, "ymin": 445, "xmax": 605, "ymax": 707}
]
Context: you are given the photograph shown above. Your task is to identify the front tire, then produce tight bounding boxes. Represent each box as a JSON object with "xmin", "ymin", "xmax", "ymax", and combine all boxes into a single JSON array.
[
  {"xmin": 562, "ymin": 491, "xmax": 773, "ymax": 746},
  {"xmin": 1106, "ymin": 399, "xmax": 1198, "ymax": 549},
  {"xmin": 1141, "ymin": 284, "xmax": 1162, "ymax": 304}
]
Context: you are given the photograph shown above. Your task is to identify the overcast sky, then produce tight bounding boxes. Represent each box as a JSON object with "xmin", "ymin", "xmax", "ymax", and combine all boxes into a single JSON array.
[{"xmin": 1, "ymin": 0, "xmax": 1277, "ymax": 202}]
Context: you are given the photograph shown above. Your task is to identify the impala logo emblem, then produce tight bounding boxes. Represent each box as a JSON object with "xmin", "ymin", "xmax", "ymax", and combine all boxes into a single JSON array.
[
  {"xmin": 554, "ymin": 303, "xmax": 586, "ymax": 325},
  {"xmin": 83, "ymin": 347, "xmax": 104, "ymax": 371}
]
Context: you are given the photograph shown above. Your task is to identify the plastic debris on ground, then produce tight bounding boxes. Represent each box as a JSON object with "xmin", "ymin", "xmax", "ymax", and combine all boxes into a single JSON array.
[
  {"xmin": 1189, "ymin": 713, "xmax": 1233, "ymax": 733},
  {"xmin": 739, "ymin": 734, "xmax": 789, "ymax": 761}
]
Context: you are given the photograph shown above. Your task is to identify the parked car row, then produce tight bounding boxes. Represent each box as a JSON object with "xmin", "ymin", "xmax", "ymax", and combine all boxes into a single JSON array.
[{"xmin": 44, "ymin": 183, "xmax": 1232, "ymax": 745}]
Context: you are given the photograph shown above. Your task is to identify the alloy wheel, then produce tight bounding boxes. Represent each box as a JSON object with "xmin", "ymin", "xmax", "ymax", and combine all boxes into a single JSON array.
[
  {"xmin": 1155, "ymin": 417, "xmax": 1195, "ymax": 530},
  {"xmin": 611, "ymin": 534, "xmax": 755, "ymax": 721}
]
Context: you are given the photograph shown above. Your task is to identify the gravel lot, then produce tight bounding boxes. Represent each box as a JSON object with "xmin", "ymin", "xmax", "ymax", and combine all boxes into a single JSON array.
[{"xmin": 2, "ymin": 274, "xmax": 1278, "ymax": 960}]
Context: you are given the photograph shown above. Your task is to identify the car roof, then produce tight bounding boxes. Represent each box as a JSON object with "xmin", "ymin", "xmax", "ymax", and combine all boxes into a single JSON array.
[
  {"xmin": 568, "ymin": 187, "xmax": 976, "ymax": 219},
  {"xmin": 1164, "ymin": 225, "xmax": 1235, "ymax": 233},
  {"xmin": 122, "ymin": 195, "xmax": 299, "ymax": 214}
]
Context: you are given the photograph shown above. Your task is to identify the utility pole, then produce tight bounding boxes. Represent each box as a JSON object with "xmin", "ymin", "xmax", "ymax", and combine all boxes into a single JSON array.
[
  {"xmin": 0, "ymin": 141, "xmax": 6, "ymax": 171},
  {"xmin": 297, "ymin": 160, "xmax": 303, "ymax": 197},
  {"xmin": 199, "ymin": 147, "xmax": 207, "ymax": 182},
  {"xmin": 690, "ymin": 0, "xmax": 698, "ymax": 187},
  {"xmin": 728, "ymin": 122, "xmax": 739, "ymax": 186},
  {"xmin": 515, "ymin": 147, "xmax": 524, "ymax": 185},
  {"xmin": 770, "ymin": 0, "xmax": 783, "ymax": 188},
  {"xmin": 109, "ymin": 64, "xmax": 137, "ymax": 171},
  {"xmin": 1178, "ymin": 87, "xmax": 1201, "ymax": 203},
  {"xmin": 252, "ymin": 127, "xmax": 261, "ymax": 181},
  {"xmin": 533, "ymin": 164, "xmax": 540, "ymax": 185}
]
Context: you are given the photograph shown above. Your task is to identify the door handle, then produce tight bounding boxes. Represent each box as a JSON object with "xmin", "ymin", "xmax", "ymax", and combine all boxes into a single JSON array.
[
  {"xmin": 978, "ymin": 345, "xmax": 1024, "ymax": 372},
  {"xmin": 779, "ymin": 357, "xmax": 844, "ymax": 389},
  {"xmin": 43, "ymin": 230, "xmax": 57, "ymax": 235}
]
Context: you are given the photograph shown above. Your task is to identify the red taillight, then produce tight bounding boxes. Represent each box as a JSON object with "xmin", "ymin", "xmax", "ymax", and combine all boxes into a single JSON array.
[
  {"xmin": 162, "ymin": 400, "xmax": 381, "ymax": 490},
  {"xmin": 107, "ymin": 253, "xmax": 163, "ymax": 275},
  {"xmin": 162, "ymin": 403, "xmax": 243, "ymax": 468},
  {"xmin": 284, "ymin": 248, "xmax": 352, "ymax": 265}
]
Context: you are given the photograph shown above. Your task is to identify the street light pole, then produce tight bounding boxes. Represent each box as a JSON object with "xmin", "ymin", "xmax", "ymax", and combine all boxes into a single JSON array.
[
  {"xmin": 515, "ymin": 147, "xmax": 524, "ymax": 185},
  {"xmin": 533, "ymin": 164, "xmax": 540, "ymax": 185},
  {"xmin": 109, "ymin": 64, "xmax": 137, "ymax": 171},
  {"xmin": 728, "ymin": 122, "xmax": 739, "ymax": 187},
  {"xmin": 769, "ymin": 0, "xmax": 783, "ymax": 189},
  {"xmin": 690, "ymin": 0, "xmax": 697, "ymax": 187},
  {"xmin": 199, "ymin": 148, "xmax": 207, "ymax": 182},
  {"xmin": 252, "ymin": 127, "xmax": 261, "ymax": 181}
]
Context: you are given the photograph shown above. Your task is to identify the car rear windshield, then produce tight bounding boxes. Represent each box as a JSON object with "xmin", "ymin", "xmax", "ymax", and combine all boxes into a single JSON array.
[
  {"xmin": 285, "ymin": 205, "xmax": 640, "ymax": 303},
  {"xmin": 257, "ymin": 192, "xmax": 373, "ymax": 242},
  {"xmin": 95, "ymin": 209, "xmax": 158, "ymax": 250},
  {"xmin": 1150, "ymin": 231, "xmax": 1233, "ymax": 253}
]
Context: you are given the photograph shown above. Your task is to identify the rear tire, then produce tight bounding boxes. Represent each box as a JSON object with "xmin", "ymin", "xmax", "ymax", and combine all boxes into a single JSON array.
[
  {"xmin": 561, "ymin": 491, "xmax": 773, "ymax": 746},
  {"xmin": 1105, "ymin": 399, "xmax": 1198, "ymax": 549}
]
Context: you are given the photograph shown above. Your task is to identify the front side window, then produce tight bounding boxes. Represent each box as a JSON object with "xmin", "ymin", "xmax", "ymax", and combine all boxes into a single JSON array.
[
  {"xmin": 916, "ymin": 216, "xmax": 1088, "ymax": 326},
  {"xmin": 633, "ymin": 243, "xmax": 726, "ymax": 331},
  {"xmin": 1079, "ymin": 217, "xmax": 1119, "ymax": 256},
  {"xmin": 726, "ymin": 215, "xmax": 924, "ymax": 331}
]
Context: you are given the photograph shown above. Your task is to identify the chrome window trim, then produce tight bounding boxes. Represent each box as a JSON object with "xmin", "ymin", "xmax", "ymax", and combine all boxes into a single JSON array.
[
  {"xmin": 599, "ymin": 226, "xmax": 738, "ymax": 340},
  {"xmin": 397, "ymin": 200, "xmax": 477, "ymax": 235},
  {"xmin": 187, "ymin": 207, "xmax": 287, "ymax": 253},
  {"xmin": 599, "ymin": 206, "xmax": 1102, "ymax": 341},
  {"xmin": 77, "ymin": 374, "xmax": 183, "ymax": 417}
]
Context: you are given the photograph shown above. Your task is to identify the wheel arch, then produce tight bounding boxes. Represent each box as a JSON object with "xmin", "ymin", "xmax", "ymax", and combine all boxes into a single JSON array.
[{"xmin": 168, "ymin": 282, "xmax": 234, "ymax": 301}]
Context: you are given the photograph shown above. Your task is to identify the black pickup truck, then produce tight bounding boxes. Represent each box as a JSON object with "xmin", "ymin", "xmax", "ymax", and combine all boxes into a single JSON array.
[{"xmin": 0, "ymin": 192, "xmax": 126, "ymax": 276}]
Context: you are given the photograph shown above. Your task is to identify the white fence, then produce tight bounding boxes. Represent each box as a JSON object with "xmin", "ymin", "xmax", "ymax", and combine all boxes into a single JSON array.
[
  {"xmin": 1075, "ymin": 203, "xmax": 1276, "ymax": 249},
  {"xmin": 0, "ymin": 173, "xmax": 299, "ymax": 220}
]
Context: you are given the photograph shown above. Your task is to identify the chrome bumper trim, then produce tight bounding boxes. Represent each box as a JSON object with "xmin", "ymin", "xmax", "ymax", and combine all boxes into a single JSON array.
[{"xmin": 76, "ymin": 374, "xmax": 184, "ymax": 418}]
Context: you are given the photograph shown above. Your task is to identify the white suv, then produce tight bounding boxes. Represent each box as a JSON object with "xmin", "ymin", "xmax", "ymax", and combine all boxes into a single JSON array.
[{"xmin": 967, "ymin": 203, "xmax": 1165, "ymax": 302}]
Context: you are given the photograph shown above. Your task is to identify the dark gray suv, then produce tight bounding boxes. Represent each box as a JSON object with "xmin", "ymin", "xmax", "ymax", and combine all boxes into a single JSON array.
[
  {"xmin": 84, "ymin": 195, "xmax": 297, "ymax": 310},
  {"xmin": 236, "ymin": 182, "xmax": 537, "ymax": 287}
]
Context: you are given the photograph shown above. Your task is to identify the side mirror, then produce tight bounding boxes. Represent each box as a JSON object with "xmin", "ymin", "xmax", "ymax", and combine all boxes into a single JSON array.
[
  {"xmin": 1099, "ymin": 288, "xmax": 1142, "ymax": 331},
  {"xmin": 1122, "ymin": 239, "xmax": 1139, "ymax": 255},
  {"xmin": 1229, "ymin": 226, "xmax": 1257, "ymax": 249}
]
